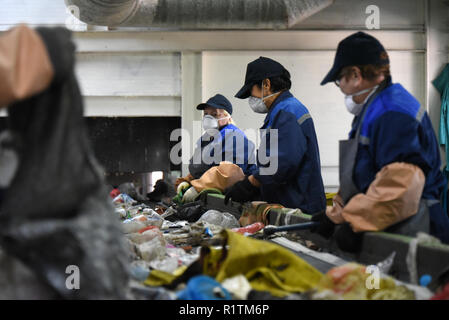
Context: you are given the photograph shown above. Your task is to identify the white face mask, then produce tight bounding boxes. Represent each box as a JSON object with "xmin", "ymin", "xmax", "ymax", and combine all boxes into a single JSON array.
[
  {"xmin": 248, "ymin": 83, "xmax": 280, "ymax": 114},
  {"xmin": 202, "ymin": 114, "xmax": 229, "ymax": 135},
  {"xmin": 344, "ymin": 86, "xmax": 379, "ymax": 116}
]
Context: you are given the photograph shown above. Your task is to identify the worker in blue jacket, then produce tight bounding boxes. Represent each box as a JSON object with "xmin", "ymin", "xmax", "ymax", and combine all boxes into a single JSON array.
[
  {"xmin": 225, "ymin": 57, "xmax": 326, "ymax": 215},
  {"xmin": 314, "ymin": 32, "xmax": 449, "ymax": 249},
  {"xmin": 176, "ymin": 94, "xmax": 256, "ymax": 189}
]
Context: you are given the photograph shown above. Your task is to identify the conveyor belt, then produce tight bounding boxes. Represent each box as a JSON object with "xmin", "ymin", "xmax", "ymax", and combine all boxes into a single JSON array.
[{"xmin": 270, "ymin": 237, "xmax": 347, "ymax": 273}]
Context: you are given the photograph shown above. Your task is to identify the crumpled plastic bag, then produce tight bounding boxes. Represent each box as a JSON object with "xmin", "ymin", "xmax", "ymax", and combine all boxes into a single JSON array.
[
  {"xmin": 198, "ymin": 210, "xmax": 240, "ymax": 229},
  {"xmin": 137, "ymin": 236, "xmax": 167, "ymax": 262},
  {"xmin": 177, "ymin": 275, "xmax": 232, "ymax": 300},
  {"xmin": 166, "ymin": 201, "xmax": 207, "ymax": 223},
  {"xmin": 126, "ymin": 228, "xmax": 164, "ymax": 245}
]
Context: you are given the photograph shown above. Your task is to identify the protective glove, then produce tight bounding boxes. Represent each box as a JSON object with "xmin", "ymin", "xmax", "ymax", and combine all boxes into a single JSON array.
[
  {"xmin": 175, "ymin": 174, "xmax": 194, "ymax": 191},
  {"xmin": 334, "ymin": 223, "xmax": 364, "ymax": 253},
  {"xmin": 311, "ymin": 211, "xmax": 336, "ymax": 239},
  {"xmin": 177, "ymin": 181, "xmax": 191, "ymax": 194},
  {"xmin": 224, "ymin": 176, "xmax": 259, "ymax": 205},
  {"xmin": 182, "ymin": 186, "xmax": 199, "ymax": 204}
]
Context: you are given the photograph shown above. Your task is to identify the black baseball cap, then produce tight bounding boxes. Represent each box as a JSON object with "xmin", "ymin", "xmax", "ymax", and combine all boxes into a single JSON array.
[
  {"xmin": 196, "ymin": 94, "xmax": 233, "ymax": 115},
  {"xmin": 321, "ymin": 32, "xmax": 390, "ymax": 86},
  {"xmin": 235, "ymin": 57, "xmax": 288, "ymax": 99}
]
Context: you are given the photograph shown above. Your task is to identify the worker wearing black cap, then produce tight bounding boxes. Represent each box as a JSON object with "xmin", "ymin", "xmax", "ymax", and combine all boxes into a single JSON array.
[
  {"xmin": 225, "ymin": 57, "xmax": 326, "ymax": 215},
  {"xmin": 175, "ymin": 94, "xmax": 256, "ymax": 189},
  {"xmin": 313, "ymin": 31, "xmax": 449, "ymax": 250}
]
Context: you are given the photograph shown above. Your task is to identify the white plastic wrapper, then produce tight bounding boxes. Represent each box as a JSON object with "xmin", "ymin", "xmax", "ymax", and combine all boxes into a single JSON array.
[
  {"xmin": 122, "ymin": 220, "xmax": 147, "ymax": 234},
  {"xmin": 137, "ymin": 237, "xmax": 167, "ymax": 262},
  {"xmin": 122, "ymin": 215, "xmax": 163, "ymax": 233},
  {"xmin": 222, "ymin": 275, "xmax": 252, "ymax": 300},
  {"xmin": 126, "ymin": 229, "xmax": 163, "ymax": 245},
  {"xmin": 115, "ymin": 208, "xmax": 127, "ymax": 219},
  {"xmin": 149, "ymin": 257, "xmax": 179, "ymax": 274},
  {"xmin": 198, "ymin": 210, "xmax": 240, "ymax": 229}
]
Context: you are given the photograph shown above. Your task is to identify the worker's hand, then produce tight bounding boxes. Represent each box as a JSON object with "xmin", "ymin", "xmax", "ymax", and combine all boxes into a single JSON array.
[
  {"xmin": 175, "ymin": 174, "xmax": 194, "ymax": 190},
  {"xmin": 177, "ymin": 181, "xmax": 191, "ymax": 194},
  {"xmin": 224, "ymin": 176, "xmax": 259, "ymax": 205},
  {"xmin": 334, "ymin": 223, "xmax": 364, "ymax": 253},
  {"xmin": 181, "ymin": 186, "xmax": 199, "ymax": 204},
  {"xmin": 310, "ymin": 211, "xmax": 336, "ymax": 239},
  {"xmin": 0, "ymin": 25, "xmax": 54, "ymax": 108}
]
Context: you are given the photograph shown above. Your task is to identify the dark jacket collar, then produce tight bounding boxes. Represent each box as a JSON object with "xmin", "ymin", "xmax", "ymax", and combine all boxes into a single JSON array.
[
  {"xmin": 350, "ymin": 76, "xmax": 393, "ymax": 135},
  {"xmin": 264, "ymin": 90, "xmax": 293, "ymax": 125}
]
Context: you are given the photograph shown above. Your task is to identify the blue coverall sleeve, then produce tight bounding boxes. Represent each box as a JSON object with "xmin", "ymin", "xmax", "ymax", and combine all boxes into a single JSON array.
[
  {"xmin": 370, "ymin": 111, "xmax": 432, "ymax": 175},
  {"xmin": 253, "ymin": 111, "xmax": 307, "ymax": 185}
]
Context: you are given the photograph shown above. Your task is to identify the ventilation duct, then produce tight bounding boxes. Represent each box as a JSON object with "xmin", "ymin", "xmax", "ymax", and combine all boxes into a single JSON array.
[{"xmin": 65, "ymin": 0, "xmax": 334, "ymax": 29}]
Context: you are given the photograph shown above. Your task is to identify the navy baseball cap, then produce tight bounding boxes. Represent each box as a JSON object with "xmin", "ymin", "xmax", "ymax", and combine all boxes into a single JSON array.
[
  {"xmin": 235, "ymin": 57, "xmax": 288, "ymax": 99},
  {"xmin": 321, "ymin": 32, "xmax": 390, "ymax": 86},
  {"xmin": 196, "ymin": 94, "xmax": 233, "ymax": 115}
]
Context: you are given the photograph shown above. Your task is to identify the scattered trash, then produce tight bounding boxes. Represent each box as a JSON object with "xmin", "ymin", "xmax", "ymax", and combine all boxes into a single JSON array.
[
  {"xmin": 122, "ymin": 220, "xmax": 147, "ymax": 234},
  {"xmin": 222, "ymin": 275, "xmax": 253, "ymax": 300},
  {"xmin": 313, "ymin": 263, "xmax": 416, "ymax": 300},
  {"xmin": 129, "ymin": 283, "xmax": 177, "ymax": 300},
  {"xmin": 205, "ymin": 227, "xmax": 214, "ymax": 237},
  {"xmin": 231, "ymin": 222, "xmax": 265, "ymax": 235},
  {"xmin": 161, "ymin": 206, "xmax": 178, "ymax": 220},
  {"xmin": 110, "ymin": 188, "xmax": 121, "ymax": 199},
  {"xmin": 126, "ymin": 228, "xmax": 164, "ymax": 245},
  {"xmin": 115, "ymin": 208, "xmax": 127, "ymax": 219},
  {"xmin": 376, "ymin": 251, "xmax": 396, "ymax": 275},
  {"xmin": 137, "ymin": 237, "xmax": 167, "ymax": 262},
  {"xmin": 112, "ymin": 181, "xmax": 444, "ymax": 301},
  {"xmin": 122, "ymin": 214, "xmax": 164, "ymax": 233},
  {"xmin": 149, "ymin": 257, "xmax": 179, "ymax": 274},
  {"xmin": 431, "ymin": 283, "xmax": 449, "ymax": 300},
  {"xmin": 113, "ymin": 193, "xmax": 137, "ymax": 206},
  {"xmin": 420, "ymin": 275, "xmax": 432, "ymax": 287},
  {"xmin": 138, "ymin": 226, "xmax": 159, "ymax": 234},
  {"xmin": 130, "ymin": 261, "xmax": 151, "ymax": 281},
  {"xmin": 177, "ymin": 276, "xmax": 232, "ymax": 300},
  {"xmin": 165, "ymin": 201, "xmax": 207, "ymax": 223}
]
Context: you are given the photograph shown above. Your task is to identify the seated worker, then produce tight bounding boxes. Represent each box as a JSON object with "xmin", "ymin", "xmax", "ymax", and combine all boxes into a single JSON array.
[
  {"xmin": 224, "ymin": 57, "xmax": 326, "ymax": 215},
  {"xmin": 313, "ymin": 32, "xmax": 449, "ymax": 250},
  {"xmin": 175, "ymin": 94, "xmax": 256, "ymax": 189}
]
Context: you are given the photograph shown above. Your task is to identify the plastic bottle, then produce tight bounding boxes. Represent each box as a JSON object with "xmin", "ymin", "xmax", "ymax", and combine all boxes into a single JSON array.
[
  {"xmin": 419, "ymin": 274, "xmax": 432, "ymax": 287},
  {"xmin": 231, "ymin": 222, "xmax": 265, "ymax": 235}
]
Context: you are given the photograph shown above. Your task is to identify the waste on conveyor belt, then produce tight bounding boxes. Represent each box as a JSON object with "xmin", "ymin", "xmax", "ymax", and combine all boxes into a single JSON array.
[{"xmin": 113, "ymin": 189, "xmax": 441, "ymax": 301}]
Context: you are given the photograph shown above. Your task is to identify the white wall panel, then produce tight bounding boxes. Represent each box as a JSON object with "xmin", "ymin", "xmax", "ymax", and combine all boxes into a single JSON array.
[
  {"xmin": 83, "ymin": 96, "xmax": 181, "ymax": 117},
  {"xmin": 73, "ymin": 31, "xmax": 425, "ymax": 53},
  {"xmin": 75, "ymin": 53, "xmax": 181, "ymax": 97}
]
